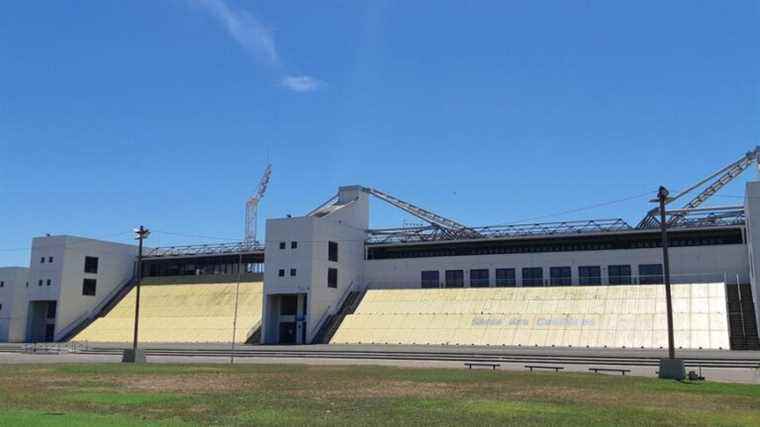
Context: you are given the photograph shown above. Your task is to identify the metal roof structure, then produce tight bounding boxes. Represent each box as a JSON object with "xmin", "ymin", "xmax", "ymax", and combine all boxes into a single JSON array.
[{"xmin": 144, "ymin": 241, "xmax": 264, "ymax": 258}]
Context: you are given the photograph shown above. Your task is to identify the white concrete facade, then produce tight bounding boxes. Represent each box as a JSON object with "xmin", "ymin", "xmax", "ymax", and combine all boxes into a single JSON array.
[
  {"xmin": 262, "ymin": 186, "xmax": 368, "ymax": 344},
  {"xmin": 744, "ymin": 180, "xmax": 760, "ymax": 329},
  {"xmin": 2, "ymin": 236, "xmax": 138, "ymax": 342},
  {"xmin": 363, "ymin": 244, "xmax": 749, "ymax": 288},
  {"xmin": 0, "ymin": 267, "xmax": 30, "ymax": 342},
  {"xmin": 260, "ymin": 183, "xmax": 760, "ymax": 344}
]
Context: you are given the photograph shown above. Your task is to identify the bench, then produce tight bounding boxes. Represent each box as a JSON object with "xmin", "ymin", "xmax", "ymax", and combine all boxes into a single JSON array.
[
  {"xmin": 589, "ymin": 368, "xmax": 631, "ymax": 376},
  {"xmin": 525, "ymin": 365, "xmax": 564, "ymax": 373},
  {"xmin": 464, "ymin": 362, "xmax": 500, "ymax": 370}
]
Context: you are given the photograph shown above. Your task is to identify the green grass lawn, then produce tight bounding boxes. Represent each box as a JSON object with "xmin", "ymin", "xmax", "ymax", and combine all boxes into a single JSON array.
[{"xmin": 0, "ymin": 363, "xmax": 759, "ymax": 426}]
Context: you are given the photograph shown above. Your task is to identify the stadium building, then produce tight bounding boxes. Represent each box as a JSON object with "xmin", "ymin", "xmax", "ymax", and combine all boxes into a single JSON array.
[{"xmin": 1, "ymin": 149, "xmax": 760, "ymax": 351}]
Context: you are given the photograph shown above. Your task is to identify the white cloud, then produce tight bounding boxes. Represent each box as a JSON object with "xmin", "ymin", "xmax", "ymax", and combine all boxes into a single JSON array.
[
  {"xmin": 191, "ymin": 0, "xmax": 324, "ymax": 92},
  {"xmin": 191, "ymin": 0, "xmax": 279, "ymax": 66},
  {"xmin": 281, "ymin": 75, "xmax": 324, "ymax": 92}
]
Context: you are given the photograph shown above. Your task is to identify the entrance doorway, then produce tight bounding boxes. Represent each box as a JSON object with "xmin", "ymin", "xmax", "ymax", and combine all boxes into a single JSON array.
[
  {"xmin": 264, "ymin": 293, "xmax": 308, "ymax": 344},
  {"xmin": 27, "ymin": 301, "xmax": 57, "ymax": 342},
  {"xmin": 278, "ymin": 322, "xmax": 297, "ymax": 344}
]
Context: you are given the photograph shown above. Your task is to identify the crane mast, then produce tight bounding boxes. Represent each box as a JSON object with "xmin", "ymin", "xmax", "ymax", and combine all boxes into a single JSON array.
[
  {"xmin": 637, "ymin": 147, "xmax": 760, "ymax": 228},
  {"xmin": 245, "ymin": 164, "xmax": 272, "ymax": 244}
]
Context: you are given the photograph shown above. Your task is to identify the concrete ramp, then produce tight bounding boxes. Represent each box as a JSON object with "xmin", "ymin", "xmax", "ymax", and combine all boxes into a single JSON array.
[
  {"xmin": 330, "ymin": 284, "xmax": 730, "ymax": 349},
  {"xmin": 73, "ymin": 281, "xmax": 263, "ymax": 343}
]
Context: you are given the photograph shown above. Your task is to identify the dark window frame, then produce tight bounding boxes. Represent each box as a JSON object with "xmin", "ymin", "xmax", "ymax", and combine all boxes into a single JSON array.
[
  {"xmin": 84, "ymin": 256, "xmax": 99, "ymax": 274},
  {"xmin": 495, "ymin": 268, "xmax": 517, "ymax": 287},
  {"xmin": 578, "ymin": 266, "xmax": 602, "ymax": 285},
  {"xmin": 328, "ymin": 241, "xmax": 339, "ymax": 263},
  {"xmin": 522, "ymin": 267, "xmax": 544, "ymax": 287},
  {"xmin": 469, "ymin": 269, "xmax": 490, "ymax": 287},
  {"xmin": 639, "ymin": 264, "xmax": 664, "ymax": 285},
  {"xmin": 445, "ymin": 270, "xmax": 465, "ymax": 288},
  {"xmin": 82, "ymin": 278, "xmax": 97, "ymax": 296},
  {"xmin": 549, "ymin": 266, "xmax": 572, "ymax": 286},
  {"xmin": 421, "ymin": 271, "xmax": 440, "ymax": 288},
  {"xmin": 608, "ymin": 265, "xmax": 632, "ymax": 285},
  {"xmin": 327, "ymin": 268, "xmax": 338, "ymax": 288}
]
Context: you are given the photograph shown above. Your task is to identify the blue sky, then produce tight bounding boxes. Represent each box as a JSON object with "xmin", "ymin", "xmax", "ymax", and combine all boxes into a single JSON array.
[{"xmin": 1, "ymin": 1, "xmax": 758, "ymax": 266}]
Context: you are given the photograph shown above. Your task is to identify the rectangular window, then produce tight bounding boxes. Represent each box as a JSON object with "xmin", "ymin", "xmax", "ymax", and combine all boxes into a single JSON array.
[
  {"xmin": 421, "ymin": 271, "xmax": 440, "ymax": 288},
  {"xmin": 327, "ymin": 268, "xmax": 338, "ymax": 288},
  {"xmin": 40, "ymin": 257, "xmax": 45, "ymax": 264},
  {"xmin": 578, "ymin": 266, "xmax": 602, "ymax": 285},
  {"xmin": 445, "ymin": 270, "xmax": 464, "ymax": 288},
  {"xmin": 38, "ymin": 280, "xmax": 43, "ymax": 287},
  {"xmin": 639, "ymin": 264, "xmax": 663, "ymax": 284},
  {"xmin": 279, "ymin": 242, "xmax": 286, "ymax": 250},
  {"xmin": 46, "ymin": 279, "xmax": 51, "ymax": 287},
  {"xmin": 495, "ymin": 268, "xmax": 516, "ymax": 287},
  {"xmin": 328, "ymin": 241, "xmax": 339, "ymax": 262},
  {"xmin": 48, "ymin": 257, "xmax": 53, "ymax": 263},
  {"xmin": 82, "ymin": 279, "xmax": 97, "ymax": 296},
  {"xmin": 291, "ymin": 241, "xmax": 298, "ymax": 249},
  {"xmin": 550, "ymin": 266, "xmax": 572, "ymax": 286},
  {"xmin": 84, "ymin": 256, "xmax": 99, "ymax": 274},
  {"xmin": 278, "ymin": 269, "xmax": 285, "ymax": 277},
  {"xmin": 469, "ymin": 269, "xmax": 490, "ymax": 287},
  {"xmin": 290, "ymin": 268, "xmax": 297, "ymax": 277},
  {"xmin": 0, "ymin": 281, "xmax": 4, "ymax": 288},
  {"xmin": 608, "ymin": 265, "xmax": 632, "ymax": 285},
  {"xmin": 522, "ymin": 267, "xmax": 543, "ymax": 287}
]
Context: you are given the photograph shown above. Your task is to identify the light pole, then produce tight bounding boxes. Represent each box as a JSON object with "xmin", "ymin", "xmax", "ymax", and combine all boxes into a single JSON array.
[
  {"xmin": 124, "ymin": 225, "xmax": 150, "ymax": 363},
  {"xmin": 652, "ymin": 187, "xmax": 685, "ymax": 379}
]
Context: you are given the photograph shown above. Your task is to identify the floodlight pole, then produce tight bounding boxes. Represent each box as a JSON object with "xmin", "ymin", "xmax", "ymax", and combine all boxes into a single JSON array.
[
  {"xmin": 653, "ymin": 187, "xmax": 684, "ymax": 379},
  {"xmin": 657, "ymin": 187, "xmax": 676, "ymax": 360},
  {"xmin": 126, "ymin": 225, "xmax": 149, "ymax": 363}
]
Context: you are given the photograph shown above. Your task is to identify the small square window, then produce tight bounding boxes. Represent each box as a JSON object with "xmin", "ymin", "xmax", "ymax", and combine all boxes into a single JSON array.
[
  {"xmin": 290, "ymin": 268, "xmax": 297, "ymax": 277},
  {"xmin": 278, "ymin": 269, "xmax": 285, "ymax": 277},
  {"xmin": 291, "ymin": 241, "xmax": 298, "ymax": 249},
  {"xmin": 48, "ymin": 257, "xmax": 53, "ymax": 263},
  {"xmin": 84, "ymin": 256, "xmax": 99, "ymax": 274},
  {"xmin": 82, "ymin": 279, "xmax": 97, "ymax": 296},
  {"xmin": 40, "ymin": 257, "xmax": 45, "ymax": 264},
  {"xmin": 279, "ymin": 242, "xmax": 286, "ymax": 250}
]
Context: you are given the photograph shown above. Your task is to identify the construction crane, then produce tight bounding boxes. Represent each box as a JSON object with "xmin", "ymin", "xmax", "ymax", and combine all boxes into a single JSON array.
[
  {"xmin": 637, "ymin": 147, "xmax": 760, "ymax": 228},
  {"xmin": 244, "ymin": 164, "xmax": 272, "ymax": 244}
]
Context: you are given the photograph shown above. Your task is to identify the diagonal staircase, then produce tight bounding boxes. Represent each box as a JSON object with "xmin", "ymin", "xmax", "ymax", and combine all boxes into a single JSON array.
[{"xmin": 311, "ymin": 289, "xmax": 366, "ymax": 344}]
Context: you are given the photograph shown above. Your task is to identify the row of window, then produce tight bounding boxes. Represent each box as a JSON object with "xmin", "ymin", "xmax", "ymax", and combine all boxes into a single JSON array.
[
  {"xmin": 367, "ymin": 229, "xmax": 743, "ymax": 260},
  {"xmin": 420, "ymin": 264, "xmax": 664, "ymax": 288},
  {"xmin": 278, "ymin": 268, "xmax": 297, "ymax": 277},
  {"xmin": 36, "ymin": 256, "xmax": 97, "ymax": 272},
  {"xmin": 279, "ymin": 241, "xmax": 299, "ymax": 250}
]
